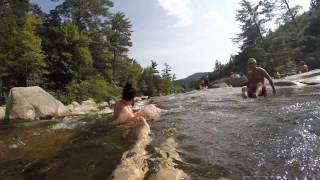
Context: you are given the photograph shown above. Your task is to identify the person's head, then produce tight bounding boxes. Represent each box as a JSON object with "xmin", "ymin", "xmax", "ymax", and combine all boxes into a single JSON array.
[
  {"xmin": 247, "ymin": 58, "xmax": 257, "ymax": 70},
  {"xmin": 122, "ymin": 83, "xmax": 136, "ymax": 102}
]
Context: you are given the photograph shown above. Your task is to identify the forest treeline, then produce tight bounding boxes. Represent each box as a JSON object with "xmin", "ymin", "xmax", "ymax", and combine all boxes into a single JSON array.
[
  {"xmin": 0, "ymin": 0, "xmax": 182, "ymax": 104},
  {"xmin": 208, "ymin": 0, "xmax": 320, "ymax": 83}
]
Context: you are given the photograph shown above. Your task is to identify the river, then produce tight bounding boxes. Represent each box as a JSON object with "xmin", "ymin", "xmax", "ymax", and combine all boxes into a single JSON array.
[{"xmin": 1, "ymin": 85, "xmax": 320, "ymax": 179}]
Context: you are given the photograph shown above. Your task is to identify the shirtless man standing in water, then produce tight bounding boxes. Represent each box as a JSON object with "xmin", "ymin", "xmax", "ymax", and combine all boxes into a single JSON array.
[{"xmin": 242, "ymin": 58, "xmax": 276, "ymax": 98}]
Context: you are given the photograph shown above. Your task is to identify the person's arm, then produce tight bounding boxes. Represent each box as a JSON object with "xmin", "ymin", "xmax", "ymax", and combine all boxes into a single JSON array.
[{"xmin": 261, "ymin": 68, "xmax": 276, "ymax": 95}]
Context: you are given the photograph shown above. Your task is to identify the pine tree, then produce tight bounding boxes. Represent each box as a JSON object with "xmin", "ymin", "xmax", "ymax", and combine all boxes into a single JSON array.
[
  {"xmin": 55, "ymin": 0, "xmax": 113, "ymax": 32},
  {"xmin": 109, "ymin": 12, "xmax": 133, "ymax": 81},
  {"xmin": 42, "ymin": 21, "xmax": 93, "ymax": 89},
  {"xmin": 15, "ymin": 13, "xmax": 46, "ymax": 86},
  {"xmin": 273, "ymin": 0, "xmax": 302, "ymax": 27},
  {"xmin": 234, "ymin": 0, "xmax": 273, "ymax": 50}
]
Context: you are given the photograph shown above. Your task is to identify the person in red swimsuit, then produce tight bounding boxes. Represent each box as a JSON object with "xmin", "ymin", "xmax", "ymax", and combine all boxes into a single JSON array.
[
  {"xmin": 114, "ymin": 83, "xmax": 143, "ymax": 124},
  {"xmin": 242, "ymin": 58, "xmax": 276, "ymax": 98}
]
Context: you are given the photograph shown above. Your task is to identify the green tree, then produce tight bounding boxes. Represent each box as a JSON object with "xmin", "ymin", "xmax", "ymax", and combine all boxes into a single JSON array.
[
  {"xmin": 159, "ymin": 63, "xmax": 178, "ymax": 95},
  {"xmin": 55, "ymin": 0, "xmax": 113, "ymax": 32},
  {"xmin": 234, "ymin": 0, "xmax": 273, "ymax": 50},
  {"xmin": 42, "ymin": 21, "xmax": 93, "ymax": 89},
  {"xmin": 15, "ymin": 13, "xmax": 46, "ymax": 86},
  {"xmin": 273, "ymin": 0, "xmax": 302, "ymax": 27},
  {"xmin": 0, "ymin": 0, "xmax": 30, "ymax": 90},
  {"xmin": 0, "ymin": 10, "xmax": 45, "ymax": 87},
  {"xmin": 53, "ymin": 0, "xmax": 115, "ymax": 82},
  {"xmin": 109, "ymin": 12, "xmax": 133, "ymax": 81}
]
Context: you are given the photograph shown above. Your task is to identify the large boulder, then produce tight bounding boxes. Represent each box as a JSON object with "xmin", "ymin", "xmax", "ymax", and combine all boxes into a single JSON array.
[{"xmin": 5, "ymin": 87, "xmax": 67, "ymax": 121}]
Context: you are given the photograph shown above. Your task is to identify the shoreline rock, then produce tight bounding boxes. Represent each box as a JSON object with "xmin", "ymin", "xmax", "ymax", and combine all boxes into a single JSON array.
[
  {"xmin": 0, "ymin": 106, "xmax": 5, "ymax": 121},
  {"xmin": 5, "ymin": 86, "xmax": 67, "ymax": 121}
]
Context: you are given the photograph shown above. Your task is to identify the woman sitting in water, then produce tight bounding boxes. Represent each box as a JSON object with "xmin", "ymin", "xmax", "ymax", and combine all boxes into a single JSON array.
[{"xmin": 114, "ymin": 83, "xmax": 159, "ymax": 125}]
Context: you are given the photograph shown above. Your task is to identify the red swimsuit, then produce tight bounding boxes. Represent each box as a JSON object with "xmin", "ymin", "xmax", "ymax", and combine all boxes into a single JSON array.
[{"xmin": 247, "ymin": 85, "xmax": 267, "ymax": 98}]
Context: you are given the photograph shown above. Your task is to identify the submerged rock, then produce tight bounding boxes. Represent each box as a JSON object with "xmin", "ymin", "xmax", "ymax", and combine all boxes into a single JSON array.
[{"xmin": 5, "ymin": 86, "xmax": 67, "ymax": 121}]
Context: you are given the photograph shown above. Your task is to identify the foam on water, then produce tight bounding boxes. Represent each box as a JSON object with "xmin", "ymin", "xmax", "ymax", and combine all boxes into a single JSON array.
[
  {"xmin": 110, "ymin": 118, "xmax": 153, "ymax": 180},
  {"xmin": 51, "ymin": 116, "xmax": 87, "ymax": 130}
]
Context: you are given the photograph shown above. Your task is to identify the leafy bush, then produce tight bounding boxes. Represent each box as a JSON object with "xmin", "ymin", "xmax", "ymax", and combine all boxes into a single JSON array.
[{"xmin": 52, "ymin": 77, "xmax": 121, "ymax": 104}]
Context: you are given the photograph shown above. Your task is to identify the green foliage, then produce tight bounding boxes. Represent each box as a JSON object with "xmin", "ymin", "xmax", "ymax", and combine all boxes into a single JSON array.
[
  {"xmin": 52, "ymin": 77, "xmax": 120, "ymax": 104},
  {"xmin": 234, "ymin": 0, "xmax": 272, "ymax": 50},
  {"xmin": 138, "ymin": 62, "xmax": 182, "ymax": 96},
  {"xmin": 42, "ymin": 21, "xmax": 93, "ymax": 89},
  {"xmin": 207, "ymin": 0, "xmax": 320, "ymax": 85},
  {"xmin": 109, "ymin": 12, "xmax": 133, "ymax": 80},
  {"xmin": 0, "ymin": 0, "xmax": 181, "ymax": 104},
  {"xmin": 0, "ymin": 1, "xmax": 46, "ymax": 88},
  {"xmin": 55, "ymin": 0, "xmax": 113, "ymax": 32}
]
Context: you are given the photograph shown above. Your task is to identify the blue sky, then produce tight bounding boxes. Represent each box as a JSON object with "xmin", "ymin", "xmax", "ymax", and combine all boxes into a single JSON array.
[{"xmin": 30, "ymin": 0, "xmax": 310, "ymax": 79}]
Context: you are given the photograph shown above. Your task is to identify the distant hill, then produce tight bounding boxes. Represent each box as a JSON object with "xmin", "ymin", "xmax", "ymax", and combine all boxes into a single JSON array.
[{"xmin": 176, "ymin": 72, "xmax": 209, "ymax": 88}]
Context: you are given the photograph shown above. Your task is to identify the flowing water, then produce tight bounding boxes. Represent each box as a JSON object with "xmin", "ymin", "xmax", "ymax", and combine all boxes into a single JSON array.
[{"xmin": 1, "ymin": 85, "xmax": 320, "ymax": 179}]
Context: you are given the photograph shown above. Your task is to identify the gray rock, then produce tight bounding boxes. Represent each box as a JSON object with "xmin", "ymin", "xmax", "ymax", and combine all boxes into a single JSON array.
[
  {"xmin": 66, "ymin": 101, "xmax": 83, "ymax": 115},
  {"xmin": 285, "ymin": 69, "xmax": 320, "ymax": 81},
  {"xmin": 109, "ymin": 100, "xmax": 116, "ymax": 106},
  {"xmin": 209, "ymin": 82, "xmax": 230, "ymax": 89},
  {"xmin": 273, "ymin": 80, "xmax": 306, "ymax": 86},
  {"xmin": 80, "ymin": 98, "xmax": 99, "ymax": 113},
  {"xmin": 141, "ymin": 96, "xmax": 149, "ymax": 100},
  {"xmin": 97, "ymin": 107, "xmax": 113, "ymax": 115},
  {"xmin": 98, "ymin": 101, "xmax": 109, "ymax": 109},
  {"xmin": 214, "ymin": 76, "xmax": 248, "ymax": 87},
  {"xmin": 5, "ymin": 86, "xmax": 67, "ymax": 121},
  {"xmin": 0, "ymin": 106, "xmax": 5, "ymax": 121}
]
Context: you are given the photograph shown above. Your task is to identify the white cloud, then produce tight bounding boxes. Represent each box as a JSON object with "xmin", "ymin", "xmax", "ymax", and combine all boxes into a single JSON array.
[
  {"xmin": 202, "ymin": 11, "xmax": 226, "ymax": 31},
  {"xmin": 157, "ymin": 0, "xmax": 193, "ymax": 27}
]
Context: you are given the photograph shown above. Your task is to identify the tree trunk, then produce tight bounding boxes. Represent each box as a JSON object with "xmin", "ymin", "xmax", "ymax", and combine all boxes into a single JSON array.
[
  {"xmin": 252, "ymin": 15, "xmax": 264, "ymax": 42},
  {"xmin": 112, "ymin": 50, "xmax": 117, "ymax": 81},
  {"xmin": 283, "ymin": 0, "xmax": 298, "ymax": 28}
]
